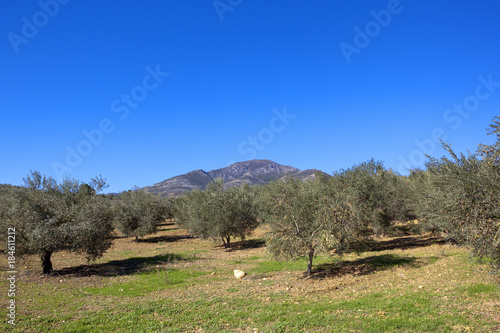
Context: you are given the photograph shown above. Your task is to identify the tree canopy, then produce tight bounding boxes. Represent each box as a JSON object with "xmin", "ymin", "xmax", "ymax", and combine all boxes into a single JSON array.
[
  {"xmin": 112, "ymin": 188, "xmax": 172, "ymax": 240},
  {"xmin": 0, "ymin": 172, "xmax": 114, "ymax": 274},
  {"xmin": 417, "ymin": 116, "xmax": 500, "ymax": 271},
  {"xmin": 175, "ymin": 179, "xmax": 259, "ymax": 248},
  {"xmin": 260, "ymin": 175, "xmax": 365, "ymax": 275},
  {"xmin": 333, "ymin": 159, "xmax": 415, "ymax": 235}
]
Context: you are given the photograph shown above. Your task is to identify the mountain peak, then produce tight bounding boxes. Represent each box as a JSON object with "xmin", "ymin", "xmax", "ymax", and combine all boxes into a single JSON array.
[{"xmin": 145, "ymin": 160, "xmax": 322, "ymax": 197}]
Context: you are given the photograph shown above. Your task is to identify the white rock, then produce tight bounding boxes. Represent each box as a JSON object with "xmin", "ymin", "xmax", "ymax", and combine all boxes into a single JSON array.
[{"xmin": 234, "ymin": 270, "xmax": 246, "ymax": 279}]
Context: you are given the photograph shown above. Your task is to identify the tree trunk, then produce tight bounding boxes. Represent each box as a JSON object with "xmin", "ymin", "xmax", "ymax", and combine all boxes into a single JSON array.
[
  {"xmin": 221, "ymin": 236, "xmax": 231, "ymax": 248},
  {"xmin": 135, "ymin": 235, "xmax": 139, "ymax": 242},
  {"xmin": 306, "ymin": 249, "xmax": 315, "ymax": 276},
  {"xmin": 41, "ymin": 251, "xmax": 53, "ymax": 275}
]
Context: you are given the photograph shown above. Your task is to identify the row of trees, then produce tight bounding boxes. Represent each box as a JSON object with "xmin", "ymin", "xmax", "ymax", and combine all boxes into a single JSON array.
[
  {"xmin": 0, "ymin": 159, "xmax": 427, "ymax": 276},
  {"xmin": 1, "ymin": 117, "xmax": 498, "ymax": 275},
  {"xmin": 172, "ymin": 116, "xmax": 500, "ymax": 275},
  {"xmin": 175, "ymin": 160, "xmax": 417, "ymax": 275}
]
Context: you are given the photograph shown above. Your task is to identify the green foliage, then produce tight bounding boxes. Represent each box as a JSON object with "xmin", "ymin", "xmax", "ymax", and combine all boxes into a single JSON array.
[
  {"xmin": 418, "ymin": 116, "xmax": 500, "ymax": 272},
  {"xmin": 0, "ymin": 172, "xmax": 114, "ymax": 273},
  {"xmin": 112, "ymin": 188, "xmax": 170, "ymax": 240},
  {"xmin": 333, "ymin": 159, "xmax": 415, "ymax": 235},
  {"xmin": 175, "ymin": 179, "xmax": 259, "ymax": 247},
  {"xmin": 260, "ymin": 175, "xmax": 365, "ymax": 274}
]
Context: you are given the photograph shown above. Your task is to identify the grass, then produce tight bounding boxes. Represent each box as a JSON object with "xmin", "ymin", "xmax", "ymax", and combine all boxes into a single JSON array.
[
  {"xmin": 249, "ymin": 256, "xmax": 330, "ymax": 274},
  {"xmin": 1, "ymin": 223, "xmax": 499, "ymax": 332},
  {"xmin": 83, "ymin": 268, "xmax": 208, "ymax": 297},
  {"xmin": 460, "ymin": 282, "xmax": 499, "ymax": 295}
]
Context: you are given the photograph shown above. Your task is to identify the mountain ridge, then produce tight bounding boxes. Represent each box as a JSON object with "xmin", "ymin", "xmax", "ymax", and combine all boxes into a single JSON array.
[{"xmin": 144, "ymin": 159, "xmax": 326, "ymax": 197}]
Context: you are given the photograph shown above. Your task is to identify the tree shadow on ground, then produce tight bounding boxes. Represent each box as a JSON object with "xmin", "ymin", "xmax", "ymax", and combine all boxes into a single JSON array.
[
  {"xmin": 54, "ymin": 253, "xmax": 198, "ymax": 278},
  {"xmin": 136, "ymin": 234, "xmax": 194, "ymax": 243},
  {"xmin": 157, "ymin": 226, "xmax": 180, "ymax": 232},
  {"xmin": 156, "ymin": 221, "xmax": 177, "ymax": 228},
  {"xmin": 216, "ymin": 238, "xmax": 266, "ymax": 252},
  {"xmin": 312, "ymin": 254, "xmax": 422, "ymax": 279},
  {"xmin": 368, "ymin": 234, "xmax": 445, "ymax": 252}
]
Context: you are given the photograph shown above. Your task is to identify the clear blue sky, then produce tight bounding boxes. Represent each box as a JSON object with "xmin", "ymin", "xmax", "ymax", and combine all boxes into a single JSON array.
[{"xmin": 1, "ymin": 0, "xmax": 499, "ymax": 193}]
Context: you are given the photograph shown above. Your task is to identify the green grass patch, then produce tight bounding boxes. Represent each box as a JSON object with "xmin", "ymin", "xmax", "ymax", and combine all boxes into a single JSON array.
[
  {"xmin": 134, "ymin": 252, "xmax": 192, "ymax": 264},
  {"xmin": 247, "ymin": 255, "xmax": 263, "ymax": 260},
  {"xmin": 25, "ymin": 290, "xmax": 495, "ymax": 333},
  {"xmin": 459, "ymin": 282, "xmax": 499, "ymax": 295},
  {"xmin": 249, "ymin": 255, "xmax": 334, "ymax": 274},
  {"xmin": 84, "ymin": 268, "xmax": 207, "ymax": 297},
  {"xmin": 249, "ymin": 259, "xmax": 307, "ymax": 274}
]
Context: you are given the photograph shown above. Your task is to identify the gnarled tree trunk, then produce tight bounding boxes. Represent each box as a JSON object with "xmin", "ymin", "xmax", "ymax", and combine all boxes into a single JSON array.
[
  {"xmin": 221, "ymin": 236, "xmax": 231, "ymax": 248},
  {"xmin": 41, "ymin": 250, "xmax": 53, "ymax": 275}
]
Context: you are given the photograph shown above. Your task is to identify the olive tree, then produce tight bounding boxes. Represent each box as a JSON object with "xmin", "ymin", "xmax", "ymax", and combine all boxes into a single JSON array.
[
  {"xmin": 222, "ymin": 183, "xmax": 260, "ymax": 246},
  {"xmin": 333, "ymin": 159, "xmax": 415, "ymax": 235},
  {"xmin": 175, "ymin": 179, "xmax": 259, "ymax": 248},
  {"xmin": 0, "ymin": 172, "xmax": 114, "ymax": 274},
  {"xmin": 112, "ymin": 188, "xmax": 171, "ymax": 241},
  {"xmin": 418, "ymin": 116, "xmax": 500, "ymax": 271},
  {"xmin": 260, "ymin": 175, "xmax": 364, "ymax": 275}
]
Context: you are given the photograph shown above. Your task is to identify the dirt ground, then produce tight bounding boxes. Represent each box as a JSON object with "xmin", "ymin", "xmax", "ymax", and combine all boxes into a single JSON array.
[
  {"xmin": 10, "ymin": 222, "xmax": 498, "ymax": 302},
  {"xmin": 2, "ymin": 221, "xmax": 500, "ymax": 332}
]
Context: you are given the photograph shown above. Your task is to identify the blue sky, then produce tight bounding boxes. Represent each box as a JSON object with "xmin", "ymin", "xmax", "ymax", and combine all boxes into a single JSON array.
[{"xmin": 1, "ymin": 0, "xmax": 499, "ymax": 193}]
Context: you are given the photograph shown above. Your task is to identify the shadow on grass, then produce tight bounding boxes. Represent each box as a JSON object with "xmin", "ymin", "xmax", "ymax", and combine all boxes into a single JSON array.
[
  {"xmin": 368, "ymin": 235, "xmax": 445, "ymax": 252},
  {"xmin": 312, "ymin": 254, "xmax": 421, "ymax": 279},
  {"xmin": 54, "ymin": 253, "xmax": 198, "ymax": 278}
]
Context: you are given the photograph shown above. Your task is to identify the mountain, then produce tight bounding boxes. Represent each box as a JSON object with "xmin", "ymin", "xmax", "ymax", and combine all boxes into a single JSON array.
[{"xmin": 144, "ymin": 159, "xmax": 326, "ymax": 197}]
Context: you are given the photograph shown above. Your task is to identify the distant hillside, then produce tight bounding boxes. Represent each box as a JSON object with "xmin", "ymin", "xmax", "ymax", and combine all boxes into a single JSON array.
[{"xmin": 144, "ymin": 159, "xmax": 327, "ymax": 197}]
